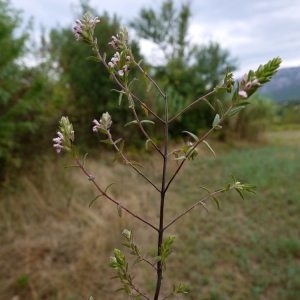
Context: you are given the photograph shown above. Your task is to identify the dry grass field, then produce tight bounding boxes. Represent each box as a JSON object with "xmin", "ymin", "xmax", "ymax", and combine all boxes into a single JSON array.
[{"xmin": 1, "ymin": 131, "xmax": 299, "ymax": 300}]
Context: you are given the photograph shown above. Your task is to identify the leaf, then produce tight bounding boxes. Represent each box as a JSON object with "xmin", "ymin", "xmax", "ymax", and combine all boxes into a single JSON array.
[
  {"xmin": 130, "ymin": 161, "xmax": 143, "ymax": 168},
  {"xmin": 203, "ymin": 140, "xmax": 216, "ymax": 158},
  {"xmin": 217, "ymin": 99, "xmax": 224, "ymax": 117},
  {"xmin": 200, "ymin": 202, "xmax": 209, "ymax": 213},
  {"xmin": 86, "ymin": 56, "xmax": 101, "ymax": 62},
  {"xmin": 236, "ymin": 188, "xmax": 245, "ymax": 200},
  {"xmin": 140, "ymin": 120, "xmax": 155, "ymax": 125},
  {"xmin": 212, "ymin": 114, "xmax": 220, "ymax": 126},
  {"xmin": 182, "ymin": 131, "xmax": 199, "ymax": 142},
  {"xmin": 137, "ymin": 59, "xmax": 143, "ymax": 65},
  {"xmin": 235, "ymin": 101, "xmax": 251, "ymax": 107},
  {"xmin": 113, "ymin": 152, "xmax": 121, "ymax": 162},
  {"xmin": 198, "ymin": 186, "xmax": 211, "ymax": 194},
  {"xmin": 103, "ymin": 52, "xmax": 106, "ymax": 62},
  {"xmin": 72, "ymin": 145, "xmax": 79, "ymax": 159},
  {"xmin": 119, "ymin": 92, "xmax": 123, "ymax": 105},
  {"xmin": 174, "ymin": 156, "xmax": 186, "ymax": 161},
  {"xmin": 225, "ymin": 183, "xmax": 231, "ymax": 191},
  {"xmin": 147, "ymin": 81, "xmax": 153, "ymax": 92},
  {"xmin": 145, "ymin": 139, "xmax": 150, "ymax": 150},
  {"xmin": 105, "ymin": 182, "xmax": 116, "ymax": 193},
  {"xmin": 231, "ymin": 173, "xmax": 237, "ymax": 184},
  {"xmin": 213, "ymin": 196, "xmax": 220, "ymax": 210},
  {"xmin": 83, "ymin": 153, "xmax": 88, "ymax": 167},
  {"xmin": 231, "ymin": 81, "xmax": 240, "ymax": 103},
  {"xmin": 119, "ymin": 140, "xmax": 125, "ymax": 152},
  {"xmin": 228, "ymin": 106, "xmax": 245, "ymax": 117},
  {"xmin": 141, "ymin": 104, "xmax": 148, "ymax": 116},
  {"xmin": 114, "ymin": 138, "xmax": 122, "ymax": 145},
  {"xmin": 64, "ymin": 165, "xmax": 80, "ymax": 169},
  {"xmin": 203, "ymin": 98, "xmax": 215, "ymax": 110},
  {"xmin": 144, "ymin": 65, "xmax": 149, "ymax": 75},
  {"xmin": 89, "ymin": 194, "xmax": 103, "ymax": 207},
  {"xmin": 117, "ymin": 204, "xmax": 122, "ymax": 217},
  {"xmin": 213, "ymin": 125, "xmax": 222, "ymax": 130},
  {"xmin": 215, "ymin": 86, "xmax": 228, "ymax": 93},
  {"xmin": 100, "ymin": 139, "xmax": 114, "ymax": 145},
  {"xmin": 124, "ymin": 120, "xmax": 137, "ymax": 127}
]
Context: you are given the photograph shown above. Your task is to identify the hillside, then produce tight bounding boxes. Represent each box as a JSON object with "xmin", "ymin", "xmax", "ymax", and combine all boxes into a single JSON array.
[{"xmin": 258, "ymin": 66, "xmax": 300, "ymax": 103}]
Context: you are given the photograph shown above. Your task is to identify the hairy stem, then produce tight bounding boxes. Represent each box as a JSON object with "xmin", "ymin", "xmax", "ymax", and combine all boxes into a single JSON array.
[{"xmin": 154, "ymin": 95, "xmax": 169, "ymax": 300}]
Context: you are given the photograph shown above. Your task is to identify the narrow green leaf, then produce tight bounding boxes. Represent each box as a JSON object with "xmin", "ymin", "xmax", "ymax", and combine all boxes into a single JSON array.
[
  {"xmin": 89, "ymin": 194, "xmax": 103, "ymax": 207},
  {"xmin": 145, "ymin": 139, "xmax": 150, "ymax": 150},
  {"xmin": 124, "ymin": 120, "xmax": 137, "ymax": 127},
  {"xmin": 137, "ymin": 59, "xmax": 143, "ymax": 65},
  {"xmin": 86, "ymin": 56, "xmax": 101, "ymax": 62},
  {"xmin": 203, "ymin": 140, "xmax": 216, "ymax": 157},
  {"xmin": 228, "ymin": 106, "xmax": 245, "ymax": 117},
  {"xmin": 119, "ymin": 92, "xmax": 123, "ymax": 105},
  {"xmin": 213, "ymin": 114, "xmax": 220, "ymax": 126},
  {"xmin": 141, "ymin": 104, "xmax": 148, "ymax": 116},
  {"xmin": 100, "ymin": 139, "xmax": 114, "ymax": 145},
  {"xmin": 182, "ymin": 130, "xmax": 199, "ymax": 142},
  {"xmin": 231, "ymin": 81, "xmax": 240, "ymax": 103},
  {"xmin": 119, "ymin": 140, "xmax": 125, "ymax": 152},
  {"xmin": 130, "ymin": 161, "xmax": 143, "ymax": 168},
  {"xmin": 143, "ymin": 74, "xmax": 147, "ymax": 87},
  {"xmin": 147, "ymin": 81, "xmax": 153, "ymax": 92},
  {"xmin": 236, "ymin": 188, "xmax": 245, "ymax": 200},
  {"xmin": 114, "ymin": 138, "xmax": 122, "ymax": 145},
  {"xmin": 64, "ymin": 165, "xmax": 80, "ymax": 169},
  {"xmin": 217, "ymin": 99, "xmax": 224, "ymax": 117},
  {"xmin": 215, "ymin": 86, "xmax": 228, "ymax": 93},
  {"xmin": 115, "ymin": 288, "xmax": 126, "ymax": 293},
  {"xmin": 122, "ymin": 243, "xmax": 131, "ymax": 248},
  {"xmin": 198, "ymin": 186, "xmax": 211, "ymax": 194},
  {"xmin": 200, "ymin": 202, "xmax": 209, "ymax": 213},
  {"xmin": 231, "ymin": 173, "xmax": 237, "ymax": 184},
  {"xmin": 144, "ymin": 65, "xmax": 149, "ymax": 74},
  {"xmin": 71, "ymin": 145, "xmax": 78, "ymax": 159},
  {"xmin": 203, "ymin": 98, "xmax": 215, "ymax": 110},
  {"xmin": 105, "ymin": 182, "xmax": 116, "ymax": 193},
  {"xmin": 113, "ymin": 152, "xmax": 121, "ymax": 162},
  {"xmin": 174, "ymin": 156, "xmax": 186, "ymax": 161},
  {"xmin": 213, "ymin": 125, "xmax": 222, "ymax": 130},
  {"xmin": 225, "ymin": 183, "xmax": 231, "ymax": 191},
  {"xmin": 83, "ymin": 153, "xmax": 88, "ymax": 167},
  {"xmin": 140, "ymin": 120, "xmax": 155, "ymax": 125},
  {"xmin": 213, "ymin": 196, "xmax": 220, "ymax": 210},
  {"xmin": 103, "ymin": 52, "xmax": 106, "ymax": 62},
  {"xmin": 117, "ymin": 204, "xmax": 122, "ymax": 217}
]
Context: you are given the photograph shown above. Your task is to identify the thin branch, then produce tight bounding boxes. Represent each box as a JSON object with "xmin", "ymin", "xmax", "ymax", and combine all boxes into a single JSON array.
[
  {"xmin": 131, "ymin": 107, "xmax": 164, "ymax": 157},
  {"xmin": 96, "ymin": 51, "xmax": 164, "ymax": 123},
  {"xmin": 163, "ymin": 186, "xmax": 235, "ymax": 231},
  {"xmin": 168, "ymin": 85, "xmax": 226, "ymax": 123},
  {"xmin": 75, "ymin": 158, "xmax": 159, "ymax": 232},
  {"xmin": 107, "ymin": 132, "xmax": 161, "ymax": 192},
  {"xmin": 133, "ymin": 58, "xmax": 166, "ymax": 99},
  {"xmin": 140, "ymin": 256, "xmax": 158, "ymax": 271},
  {"xmin": 130, "ymin": 282, "xmax": 151, "ymax": 300},
  {"xmin": 165, "ymin": 103, "xmax": 234, "ymax": 193}
]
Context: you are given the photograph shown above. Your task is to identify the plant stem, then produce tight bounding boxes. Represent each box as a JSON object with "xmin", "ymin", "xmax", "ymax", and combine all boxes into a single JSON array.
[
  {"xmin": 75, "ymin": 158, "xmax": 159, "ymax": 232},
  {"xmin": 154, "ymin": 95, "xmax": 169, "ymax": 300}
]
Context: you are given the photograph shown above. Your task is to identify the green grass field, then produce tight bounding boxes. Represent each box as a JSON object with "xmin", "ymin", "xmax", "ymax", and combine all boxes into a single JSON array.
[{"xmin": 1, "ymin": 131, "xmax": 299, "ymax": 300}]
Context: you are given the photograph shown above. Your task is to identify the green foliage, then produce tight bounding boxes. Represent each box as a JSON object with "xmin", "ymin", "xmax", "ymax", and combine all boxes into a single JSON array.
[
  {"xmin": 131, "ymin": 0, "xmax": 237, "ymax": 136},
  {"xmin": 0, "ymin": 0, "xmax": 64, "ymax": 182},
  {"xmin": 228, "ymin": 93, "xmax": 276, "ymax": 141}
]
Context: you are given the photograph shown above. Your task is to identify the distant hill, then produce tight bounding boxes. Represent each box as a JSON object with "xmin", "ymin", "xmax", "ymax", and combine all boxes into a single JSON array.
[{"xmin": 258, "ymin": 66, "xmax": 300, "ymax": 103}]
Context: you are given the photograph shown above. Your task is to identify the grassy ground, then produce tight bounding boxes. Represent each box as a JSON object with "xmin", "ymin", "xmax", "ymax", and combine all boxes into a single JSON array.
[{"xmin": 0, "ymin": 131, "xmax": 299, "ymax": 300}]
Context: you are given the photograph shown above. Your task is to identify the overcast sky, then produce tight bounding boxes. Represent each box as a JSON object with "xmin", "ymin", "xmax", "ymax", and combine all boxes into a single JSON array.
[{"xmin": 11, "ymin": 0, "xmax": 300, "ymax": 76}]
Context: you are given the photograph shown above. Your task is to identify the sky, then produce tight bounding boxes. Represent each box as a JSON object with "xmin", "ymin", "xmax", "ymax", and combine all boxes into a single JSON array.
[{"xmin": 11, "ymin": 0, "xmax": 300, "ymax": 76}]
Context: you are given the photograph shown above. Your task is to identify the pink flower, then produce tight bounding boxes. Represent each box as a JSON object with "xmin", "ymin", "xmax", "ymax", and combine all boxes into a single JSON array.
[
  {"xmin": 238, "ymin": 90, "xmax": 248, "ymax": 98},
  {"xmin": 92, "ymin": 119, "xmax": 101, "ymax": 132}
]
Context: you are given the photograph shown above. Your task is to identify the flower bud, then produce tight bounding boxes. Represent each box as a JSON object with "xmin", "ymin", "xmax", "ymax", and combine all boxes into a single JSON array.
[{"xmin": 122, "ymin": 229, "xmax": 132, "ymax": 241}]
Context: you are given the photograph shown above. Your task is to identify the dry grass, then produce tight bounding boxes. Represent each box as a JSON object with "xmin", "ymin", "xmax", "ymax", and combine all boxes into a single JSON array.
[{"xmin": 1, "ymin": 133, "xmax": 300, "ymax": 299}]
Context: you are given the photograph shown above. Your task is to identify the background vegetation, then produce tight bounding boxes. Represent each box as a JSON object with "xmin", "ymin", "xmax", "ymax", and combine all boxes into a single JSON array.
[{"xmin": 1, "ymin": 0, "xmax": 299, "ymax": 299}]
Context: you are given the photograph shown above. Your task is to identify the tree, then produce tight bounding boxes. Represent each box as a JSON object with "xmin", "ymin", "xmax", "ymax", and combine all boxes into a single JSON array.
[{"xmin": 131, "ymin": 0, "xmax": 237, "ymax": 136}]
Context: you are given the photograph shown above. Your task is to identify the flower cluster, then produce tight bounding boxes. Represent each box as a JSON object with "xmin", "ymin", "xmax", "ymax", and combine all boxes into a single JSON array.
[
  {"xmin": 238, "ymin": 73, "xmax": 260, "ymax": 98},
  {"xmin": 108, "ymin": 27, "xmax": 128, "ymax": 51},
  {"xmin": 108, "ymin": 52, "xmax": 131, "ymax": 77},
  {"xmin": 53, "ymin": 117, "xmax": 74, "ymax": 153},
  {"xmin": 93, "ymin": 112, "xmax": 112, "ymax": 134},
  {"xmin": 74, "ymin": 12, "xmax": 100, "ymax": 44}
]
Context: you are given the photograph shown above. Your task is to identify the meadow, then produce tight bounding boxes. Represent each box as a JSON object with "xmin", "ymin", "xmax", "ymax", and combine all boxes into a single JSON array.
[{"xmin": 0, "ymin": 131, "xmax": 299, "ymax": 300}]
